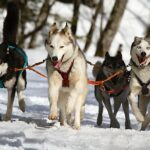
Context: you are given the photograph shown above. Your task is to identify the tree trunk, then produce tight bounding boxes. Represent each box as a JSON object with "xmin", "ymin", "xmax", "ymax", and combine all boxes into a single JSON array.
[
  {"xmin": 28, "ymin": 0, "xmax": 53, "ymax": 48},
  {"xmin": 95, "ymin": 0, "xmax": 128, "ymax": 57},
  {"xmin": 71, "ymin": 0, "xmax": 81, "ymax": 35},
  {"xmin": 146, "ymin": 25, "xmax": 150, "ymax": 37},
  {"xmin": 83, "ymin": 0, "xmax": 103, "ymax": 52}
]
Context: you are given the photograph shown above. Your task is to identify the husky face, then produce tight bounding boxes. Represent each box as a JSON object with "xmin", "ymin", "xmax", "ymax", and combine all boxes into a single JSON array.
[
  {"xmin": 131, "ymin": 37, "xmax": 150, "ymax": 67},
  {"xmin": 103, "ymin": 51, "xmax": 125, "ymax": 76},
  {"xmin": 45, "ymin": 23, "xmax": 75, "ymax": 68},
  {"xmin": 0, "ymin": 45, "xmax": 8, "ymax": 77}
]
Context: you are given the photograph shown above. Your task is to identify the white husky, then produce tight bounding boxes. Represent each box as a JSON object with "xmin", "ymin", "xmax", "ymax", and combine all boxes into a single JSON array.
[
  {"xmin": 45, "ymin": 23, "xmax": 88, "ymax": 129},
  {"xmin": 128, "ymin": 37, "xmax": 150, "ymax": 130}
]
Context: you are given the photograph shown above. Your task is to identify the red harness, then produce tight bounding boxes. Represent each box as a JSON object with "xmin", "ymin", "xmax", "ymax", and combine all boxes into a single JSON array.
[{"xmin": 54, "ymin": 60, "xmax": 74, "ymax": 87}]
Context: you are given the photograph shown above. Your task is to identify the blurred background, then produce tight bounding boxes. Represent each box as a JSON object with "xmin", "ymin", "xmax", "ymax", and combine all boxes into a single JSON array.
[{"xmin": 0, "ymin": 0, "xmax": 150, "ymax": 62}]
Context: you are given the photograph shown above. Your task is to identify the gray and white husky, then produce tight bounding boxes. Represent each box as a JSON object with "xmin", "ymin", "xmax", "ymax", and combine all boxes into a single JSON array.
[
  {"xmin": 94, "ymin": 48, "xmax": 131, "ymax": 129},
  {"xmin": 128, "ymin": 37, "xmax": 150, "ymax": 130},
  {"xmin": 45, "ymin": 23, "xmax": 88, "ymax": 129}
]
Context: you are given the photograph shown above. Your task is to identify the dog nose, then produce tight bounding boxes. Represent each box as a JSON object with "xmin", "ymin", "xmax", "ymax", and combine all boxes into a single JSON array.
[
  {"xmin": 141, "ymin": 52, "xmax": 146, "ymax": 57},
  {"xmin": 51, "ymin": 56, "xmax": 58, "ymax": 62}
]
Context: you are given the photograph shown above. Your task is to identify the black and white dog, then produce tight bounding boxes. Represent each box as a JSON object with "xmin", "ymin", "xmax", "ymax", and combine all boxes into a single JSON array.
[
  {"xmin": 0, "ymin": 2, "xmax": 27, "ymax": 121},
  {"xmin": 94, "ymin": 48, "xmax": 131, "ymax": 129}
]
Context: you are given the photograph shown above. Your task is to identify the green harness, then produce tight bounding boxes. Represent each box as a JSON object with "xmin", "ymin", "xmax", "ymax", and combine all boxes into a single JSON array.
[{"xmin": 0, "ymin": 44, "xmax": 28, "ymax": 88}]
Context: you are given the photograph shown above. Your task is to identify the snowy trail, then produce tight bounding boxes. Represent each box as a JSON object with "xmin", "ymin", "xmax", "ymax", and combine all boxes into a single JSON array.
[{"xmin": 0, "ymin": 60, "xmax": 150, "ymax": 150}]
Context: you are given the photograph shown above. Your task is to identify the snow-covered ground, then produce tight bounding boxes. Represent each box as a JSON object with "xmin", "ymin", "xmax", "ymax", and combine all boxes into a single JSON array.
[
  {"xmin": 0, "ymin": 0, "xmax": 150, "ymax": 149},
  {"xmin": 0, "ymin": 48, "xmax": 150, "ymax": 150}
]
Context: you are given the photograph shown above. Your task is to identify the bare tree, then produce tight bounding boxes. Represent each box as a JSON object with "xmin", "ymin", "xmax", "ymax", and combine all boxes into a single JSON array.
[
  {"xmin": 95, "ymin": 0, "xmax": 128, "ymax": 57},
  {"xmin": 28, "ymin": 0, "xmax": 53, "ymax": 48},
  {"xmin": 71, "ymin": 0, "xmax": 81, "ymax": 35},
  {"xmin": 146, "ymin": 25, "xmax": 150, "ymax": 37},
  {"xmin": 83, "ymin": 0, "xmax": 103, "ymax": 52},
  {"xmin": 19, "ymin": 0, "xmax": 55, "ymax": 47}
]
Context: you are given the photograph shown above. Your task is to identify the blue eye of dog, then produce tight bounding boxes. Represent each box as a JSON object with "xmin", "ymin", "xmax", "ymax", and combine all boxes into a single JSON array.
[{"xmin": 60, "ymin": 46, "xmax": 64, "ymax": 48}]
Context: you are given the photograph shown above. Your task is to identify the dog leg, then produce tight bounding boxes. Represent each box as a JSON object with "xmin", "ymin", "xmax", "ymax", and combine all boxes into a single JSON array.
[
  {"xmin": 17, "ymin": 75, "xmax": 26, "ymax": 112},
  {"xmin": 139, "ymin": 95, "xmax": 148, "ymax": 117},
  {"xmin": 95, "ymin": 87, "xmax": 103, "ymax": 126},
  {"xmin": 4, "ymin": 88, "xmax": 16, "ymax": 121},
  {"xmin": 103, "ymin": 96, "xmax": 120, "ymax": 128},
  {"xmin": 122, "ymin": 99, "xmax": 131, "ymax": 129},
  {"xmin": 114, "ymin": 97, "xmax": 121, "ymax": 117},
  {"xmin": 128, "ymin": 93, "xmax": 144, "ymax": 122},
  {"xmin": 48, "ymin": 73, "xmax": 62, "ymax": 120},
  {"xmin": 141, "ymin": 110, "xmax": 150, "ymax": 131}
]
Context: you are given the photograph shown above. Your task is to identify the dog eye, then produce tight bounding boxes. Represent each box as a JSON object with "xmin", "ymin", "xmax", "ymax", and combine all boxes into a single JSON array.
[
  {"xmin": 60, "ymin": 46, "xmax": 64, "ymax": 49},
  {"xmin": 50, "ymin": 45, "xmax": 54, "ymax": 49},
  {"xmin": 147, "ymin": 46, "xmax": 150, "ymax": 50},
  {"xmin": 137, "ymin": 46, "xmax": 141, "ymax": 49}
]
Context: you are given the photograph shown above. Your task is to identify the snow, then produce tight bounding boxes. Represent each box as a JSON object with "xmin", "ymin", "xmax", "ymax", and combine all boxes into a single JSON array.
[
  {"xmin": 0, "ymin": 47, "xmax": 150, "ymax": 150},
  {"xmin": 0, "ymin": 0, "xmax": 150, "ymax": 149}
]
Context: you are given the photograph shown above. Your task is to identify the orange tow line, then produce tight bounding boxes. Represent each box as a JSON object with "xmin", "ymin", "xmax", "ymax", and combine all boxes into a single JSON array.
[{"xmin": 13, "ymin": 59, "xmax": 125, "ymax": 86}]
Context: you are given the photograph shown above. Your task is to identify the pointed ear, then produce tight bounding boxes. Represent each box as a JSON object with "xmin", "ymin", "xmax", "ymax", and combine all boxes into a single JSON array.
[
  {"xmin": 49, "ymin": 22, "xmax": 57, "ymax": 35},
  {"xmin": 61, "ymin": 23, "xmax": 72, "ymax": 37},
  {"xmin": 132, "ymin": 36, "xmax": 143, "ymax": 47},
  {"xmin": 105, "ymin": 52, "xmax": 110, "ymax": 58},
  {"xmin": 117, "ymin": 51, "xmax": 122, "ymax": 58}
]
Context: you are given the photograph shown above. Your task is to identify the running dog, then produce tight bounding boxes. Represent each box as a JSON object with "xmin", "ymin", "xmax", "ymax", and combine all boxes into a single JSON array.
[
  {"xmin": 45, "ymin": 23, "xmax": 88, "ymax": 129},
  {"xmin": 0, "ymin": 2, "xmax": 27, "ymax": 120},
  {"xmin": 94, "ymin": 48, "xmax": 131, "ymax": 129},
  {"xmin": 128, "ymin": 37, "xmax": 150, "ymax": 130}
]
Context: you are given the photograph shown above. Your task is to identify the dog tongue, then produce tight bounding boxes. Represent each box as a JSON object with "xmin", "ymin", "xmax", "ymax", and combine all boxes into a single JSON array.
[{"xmin": 53, "ymin": 61, "xmax": 61, "ymax": 69}]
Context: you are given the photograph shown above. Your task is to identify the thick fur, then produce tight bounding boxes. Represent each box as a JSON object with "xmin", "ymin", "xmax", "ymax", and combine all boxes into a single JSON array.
[
  {"xmin": 45, "ymin": 23, "xmax": 88, "ymax": 129},
  {"xmin": 128, "ymin": 37, "xmax": 150, "ymax": 130},
  {"xmin": 94, "ymin": 51, "xmax": 131, "ymax": 129},
  {"xmin": 0, "ymin": 2, "xmax": 27, "ymax": 121}
]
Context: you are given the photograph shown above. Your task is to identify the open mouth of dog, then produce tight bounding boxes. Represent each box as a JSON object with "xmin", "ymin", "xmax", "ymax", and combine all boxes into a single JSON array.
[
  {"xmin": 136, "ymin": 54, "xmax": 149, "ymax": 66},
  {"xmin": 51, "ymin": 55, "xmax": 64, "ymax": 69}
]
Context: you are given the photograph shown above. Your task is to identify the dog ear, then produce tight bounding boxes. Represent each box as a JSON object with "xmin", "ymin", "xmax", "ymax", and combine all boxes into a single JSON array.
[
  {"xmin": 49, "ymin": 22, "xmax": 57, "ymax": 36},
  {"xmin": 61, "ymin": 23, "xmax": 73, "ymax": 37},
  {"xmin": 116, "ymin": 44, "xmax": 122, "ymax": 58},
  {"xmin": 105, "ymin": 52, "xmax": 110, "ymax": 58}
]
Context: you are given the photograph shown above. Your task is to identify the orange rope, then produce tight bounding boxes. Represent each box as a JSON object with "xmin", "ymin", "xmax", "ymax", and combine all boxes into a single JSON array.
[
  {"xmin": 88, "ymin": 69, "xmax": 125, "ymax": 86},
  {"xmin": 13, "ymin": 58, "xmax": 126, "ymax": 86}
]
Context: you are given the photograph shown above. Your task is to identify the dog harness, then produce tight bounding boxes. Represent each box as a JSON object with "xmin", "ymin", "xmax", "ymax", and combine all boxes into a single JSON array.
[
  {"xmin": 131, "ymin": 59, "xmax": 150, "ymax": 95},
  {"xmin": 99, "ymin": 71, "xmax": 130, "ymax": 96},
  {"xmin": 55, "ymin": 60, "xmax": 74, "ymax": 87},
  {"xmin": 133, "ymin": 72, "xmax": 150, "ymax": 95},
  {"xmin": 0, "ymin": 43, "xmax": 28, "ymax": 88}
]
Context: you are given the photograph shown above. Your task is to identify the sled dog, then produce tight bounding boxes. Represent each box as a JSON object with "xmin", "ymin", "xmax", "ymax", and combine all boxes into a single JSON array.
[
  {"xmin": 94, "ymin": 47, "xmax": 131, "ymax": 129},
  {"xmin": 128, "ymin": 37, "xmax": 150, "ymax": 130},
  {"xmin": 45, "ymin": 23, "xmax": 88, "ymax": 129},
  {"xmin": 0, "ymin": 2, "xmax": 27, "ymax": 121}
]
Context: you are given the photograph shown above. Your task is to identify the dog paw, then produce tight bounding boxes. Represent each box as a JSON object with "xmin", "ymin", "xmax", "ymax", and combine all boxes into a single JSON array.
[
  {"xmin": 73, "ymin": 124, "xmax": 80, "ymax": 130},
  {"xmin": 48, "ymin": 113, "xmax": 57, "ymax": 120},
  {"xmin": 19, "ymin": 99, "xmax": 25, "ymax": 112},
  {"xmin": 136, "ymin": 113, "xmax": 144, "ymax": 123},
  {"xmin": 110, "ymin": 120, "xmax": 120, "ymax": 128}
]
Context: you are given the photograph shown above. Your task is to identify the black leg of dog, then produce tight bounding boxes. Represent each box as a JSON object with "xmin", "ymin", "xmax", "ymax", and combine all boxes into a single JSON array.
[{"xmin": 122, "ymin": 99, "xmax": 131, "ymax": 129}]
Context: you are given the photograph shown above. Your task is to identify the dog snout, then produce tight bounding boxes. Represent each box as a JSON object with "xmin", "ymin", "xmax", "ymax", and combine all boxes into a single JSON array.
[
  {"xmin": 51, "ymin": 56, "xmax": 58, "ymax": 62},
  {"xmin": 141, "ymin": 52, "xmax": 146, "ymax": 57}
]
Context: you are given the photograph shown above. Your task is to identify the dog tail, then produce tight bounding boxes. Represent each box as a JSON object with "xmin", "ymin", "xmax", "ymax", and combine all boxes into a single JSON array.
[
  {"xmin": 92, "ymin": 61, "xmax": 102, "ymax": 77},
  {"xmin": 3, "ymin": 1, "xmax": 19, "ymax": 44}
]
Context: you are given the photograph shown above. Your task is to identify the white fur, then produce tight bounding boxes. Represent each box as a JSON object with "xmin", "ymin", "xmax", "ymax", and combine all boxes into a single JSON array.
[
  {"xmin": 4, "ymin": 77, "xmax": 16, "ymax": 89},
  {"xmin": 0, "ymin": 63, "xmax": 8, "ymax": 77},
  {"xmin": 129, "ymin": 38, "xmax": 150, "ymax": 129},
  {"xmin": 46, "ymin": 25, "xmax": 88, "ymax": 129}
]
